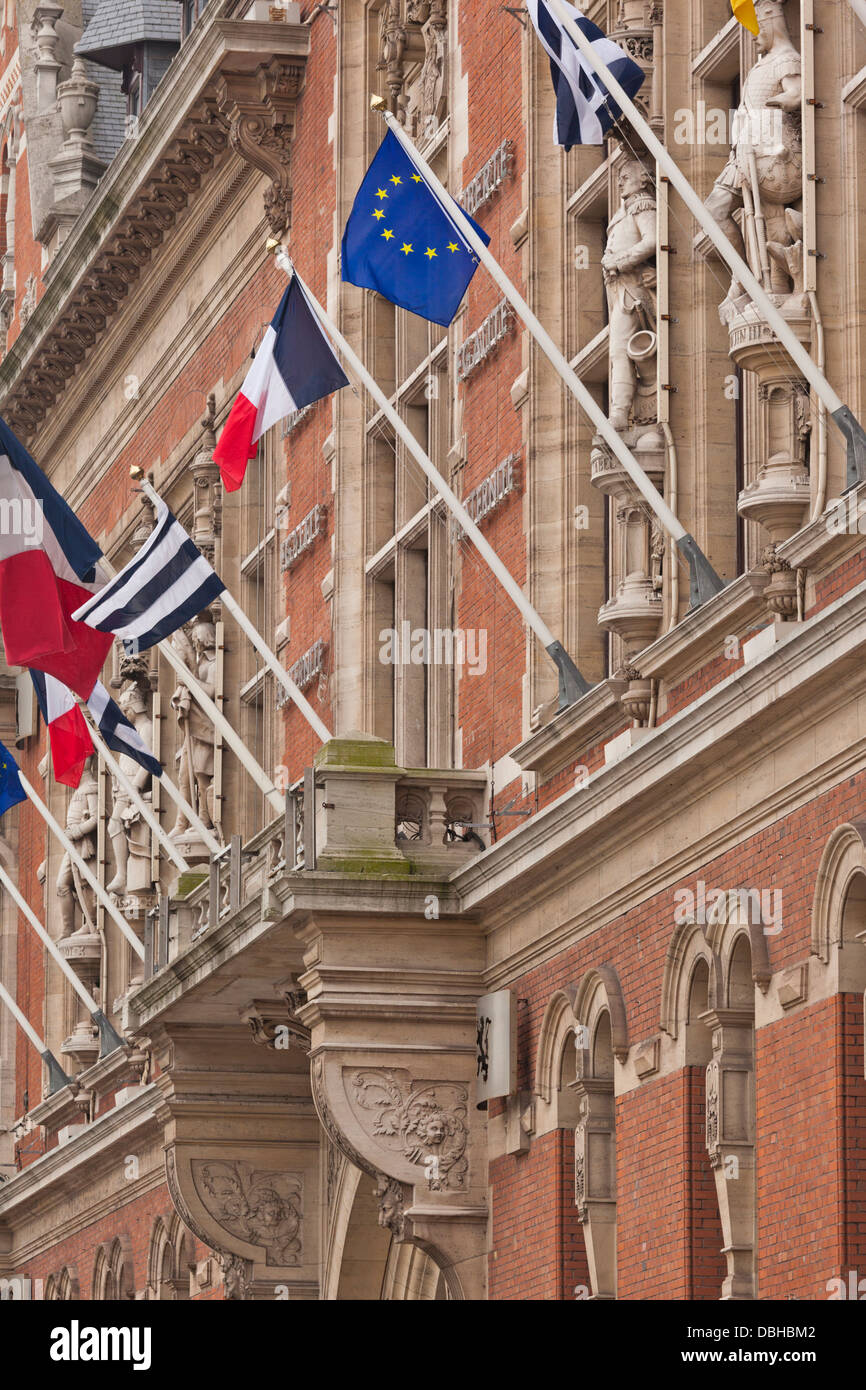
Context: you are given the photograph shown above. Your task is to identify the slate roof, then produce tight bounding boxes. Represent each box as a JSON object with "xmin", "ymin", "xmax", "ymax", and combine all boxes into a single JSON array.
[{"xmin": 75, "ymin": 0, "xmax": 181, "ymax": 69}]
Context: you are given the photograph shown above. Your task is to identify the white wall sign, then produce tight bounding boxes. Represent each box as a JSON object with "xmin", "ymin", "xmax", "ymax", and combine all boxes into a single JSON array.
[{"xmin": 475, "ymin": 989, "xmax": 517, "ymax": 1110}]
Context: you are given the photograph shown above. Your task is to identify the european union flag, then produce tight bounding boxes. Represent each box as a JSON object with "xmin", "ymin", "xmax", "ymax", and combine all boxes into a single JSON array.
[
  {"xmin": 341, "ymin": 129, "xmax": 491, "ymax": 327},
  {"xmin": 0, "ymin": 738, "xmax": 26, "ymax": 819}
]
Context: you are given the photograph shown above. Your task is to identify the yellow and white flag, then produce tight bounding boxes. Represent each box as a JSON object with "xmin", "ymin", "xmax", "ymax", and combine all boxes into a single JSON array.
[{"xmin": 730, "ymin": 0, "xmax": 759, "ymax": 34}]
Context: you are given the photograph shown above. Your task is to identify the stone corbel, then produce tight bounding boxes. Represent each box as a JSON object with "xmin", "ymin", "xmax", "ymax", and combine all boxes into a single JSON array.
[
  {"xmin": 151, "ymin": 1024, "xmax": 322, "ymax": 1300},
  {"xmin": 217, "ymin": 60, "xmax": 308, "ymax": 238},
  {"xmin": 308, "ymin": 1053, "xmax": 487, "ymax": 1299}
]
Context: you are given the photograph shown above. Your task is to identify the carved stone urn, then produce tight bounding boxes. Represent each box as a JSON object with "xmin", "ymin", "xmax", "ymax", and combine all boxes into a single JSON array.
[{"xmin": 57, "ymin": 58, "xmax": 99, "ymax": 148}]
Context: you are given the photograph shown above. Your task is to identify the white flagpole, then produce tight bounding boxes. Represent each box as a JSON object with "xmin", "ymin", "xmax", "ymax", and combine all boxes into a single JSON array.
[
  {"xmin": 377, "ymin": 102, "xmax": 724, "ymax": 608},
  {"xmin": 102, "ymin": 539, "xmax": 285, "ymax": 817},
  {"xmin": 17, "ymin": 770, "xmax": 146, "ymax": 961},
  {"xmin": 136, "ymin": 477, "xmax": 331, "ymax": 744},
  {"xmin": 0, "ymin": 978, "xmax": 72, "ymax": 1093},
  {"xmin": 541, "ymin": 0, "xmax": 866, "ymax": 488},
  {"xmin": 0, "ymin": 861, "xmax": 125, "ymax": 1055},
  {"xmin": 80, "ymin": 715, "xmax": 190, "ymax": 875},
  {"xmin": 276, "ymin": 251, "xmax": 591, "ymax": 706}
]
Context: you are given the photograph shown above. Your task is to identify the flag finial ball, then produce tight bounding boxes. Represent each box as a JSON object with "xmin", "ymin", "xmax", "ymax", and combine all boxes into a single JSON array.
[
  {"xmin": 265, "ymin": 236, "xmax": 282, "ymax": 254},
  {"xmin": 130, "ymin": 465, "xmax": 144, "ymax": 481},
  {"xmin": 370, "ymin": 94, "xmax": 386, "ymax": 112}
]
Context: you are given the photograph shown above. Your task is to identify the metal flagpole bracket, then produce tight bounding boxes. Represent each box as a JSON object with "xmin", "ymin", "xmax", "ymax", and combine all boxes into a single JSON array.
[
  {"xmin": 41, "ymin": 1048, "xmax": 73, "ymax": 1096},
  {"xmin": 676, "ymin": 535, "xmax": 726, "ymax": 610},
  {"xmin": 832, "ymin": 405, "xmax": 866, "ymax": 492},
  {"xmin": 92, "ymin": 1008, "xmax": 125, "ymax": 1058},
  {"xmin": 546, "ymin": 641, "xmax": 592, "ymax": 709}
]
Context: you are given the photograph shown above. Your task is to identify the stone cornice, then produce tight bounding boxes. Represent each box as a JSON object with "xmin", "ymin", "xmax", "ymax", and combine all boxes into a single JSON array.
[
  {"xmin": 513, "ymin": 677, "xmax": 626, "ymax": 777},
  {"xmin": 0, "ymin": 7, "xmax": 310, "ymax": 437},
  {"xmin": 0, "ymin": 1084, "xmax": 159, "ymax": 1230},
  {"xmin": 452, "ymin": 575, "xmax": 866, "ymax": 965},
  {"xmin": 128, "ymin": 875, "xmax": 475, "ymax": 1031}
]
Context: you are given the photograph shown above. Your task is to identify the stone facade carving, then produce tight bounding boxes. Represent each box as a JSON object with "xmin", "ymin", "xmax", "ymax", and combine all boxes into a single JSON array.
[
  {"xmin": 169, "ymin": 616, "xmax": 217, "ymax": 839},
  {"xmin": 217, "ymin": 1250, "xmax": 253, "ymax": 1301},
  {"xmin": 706, "ymin": 0, "xmax": 802, "ymax": 297},
  {"xmin": 106, "ymin": 661, "xmax": 155, "ymax": 898},
  {"xmin": 375, "ymin": 1174, "xmax": 406, "ymax": 1237},
  {"xmin": 217, "ymin": 61, "xmax": 306, "ymax": 238},
  {"xmin": 703, "ymin": 0, "xmax": 811, "ymax": 559},
  {"xmin": 603, "ymin": 155, "xmax": 657, "ymax": 433},
  {"xmin": 56, "ymin": 757, "xmax": 99, "ymax": 937},
  {"xmin": 192, "ymin": 1160, "xmax": 303, "ymax": 1267},
  {"xmin": 378, "ymin": 0, "xmax": 447, "ymax": 138},
  {"xmin": 349, "ymin": 1068, "xmax": 469, "ymax": 1191}
]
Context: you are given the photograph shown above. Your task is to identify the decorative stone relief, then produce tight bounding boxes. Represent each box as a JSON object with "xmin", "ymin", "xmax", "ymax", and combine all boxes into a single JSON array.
[
  {"xmin": 192, "ymin": 1160, "xmax": 303, "ymax": 1267},
  {"xmin": 349, "ymin": 1068, "xmax": 469, "ymax": 1191}
]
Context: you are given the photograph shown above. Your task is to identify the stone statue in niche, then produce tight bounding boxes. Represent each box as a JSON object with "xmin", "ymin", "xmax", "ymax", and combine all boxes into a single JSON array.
[
  {"xmin": 602, "ymin": 154, "xmax": 657, "ymax": 432},
  {"xmin": 169, "ymin": 615, "xmax": 217, "ymax": 839},
  {"xmin": 705, "ymin": 0, "xmax": 802, "ymax": 298},
  {"xmin": 106, "ymin": 673, "xmax": 155, "ymax": 897},
  {"xmin": 56, "ymin": 756, "xmax": 99, "ymax": 937}
]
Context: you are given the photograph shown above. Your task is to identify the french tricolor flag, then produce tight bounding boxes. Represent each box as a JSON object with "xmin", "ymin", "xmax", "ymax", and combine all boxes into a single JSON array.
[
  {"xmin": 214, "ymin": 272, "xmax": 349, "ymax": 492},
  {"xmin": 0, "ymin": 417, "xmax": 113, "ymax": 699},
  {"xmin": 30, "ymin": 670, "xmax": 93, "ymax": 788}
]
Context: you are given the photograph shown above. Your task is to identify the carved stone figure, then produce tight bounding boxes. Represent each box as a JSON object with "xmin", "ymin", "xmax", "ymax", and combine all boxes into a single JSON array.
[
  {"xmin": 169, "ymin": 616, "xmax": 216, "ymax": 836},
  {"xmin": 705, "ymin": 0, "xmax": 802, "ymax": 296},
  {"xmin": 56, "ymin": 757, "xmax": 99, "ymax": 938},
  {"xmin": 107, "ymin": 683, "xmax": 154, "ymax": 896},
  {"xmin": 602, "ymin": 155, "xmax": 657, "ymax": 431}
]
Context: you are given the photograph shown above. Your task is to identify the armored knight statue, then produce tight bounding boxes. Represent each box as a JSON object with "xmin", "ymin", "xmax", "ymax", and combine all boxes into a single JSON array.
[
  {"xmin": 602, "ymin": 153, "xmax": 657, "ymax": 432},
  {"xmin": 106, "ymin": 681, "xmax": 155, "ymax": 896},
  {"xmin": 56, "ymin": 756, "xmax": 99, "ymax": 937},
  {"xmin": 705, "ymin": 0, "xmax": 802, "ymax": 297},
  {"xmin": 169, "ymin": 615, "xmax": 217, "ymax": 837}
]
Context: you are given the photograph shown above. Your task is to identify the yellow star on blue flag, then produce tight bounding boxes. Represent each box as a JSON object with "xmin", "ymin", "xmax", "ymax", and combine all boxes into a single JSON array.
[{"xmin": 341, "ymin": 129, "xmax": 490, "ymax": 327}]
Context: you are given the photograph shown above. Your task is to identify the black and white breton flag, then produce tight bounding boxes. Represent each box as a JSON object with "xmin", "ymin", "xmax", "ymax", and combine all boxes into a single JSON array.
[
  {"xmin": 71, "ymin": 499, "xmax": 225, "ymax": 653},
  {"xmin": 87, "ymin": 681, "xmax": 162, "ymax": 780},
  {"xmin": 527, "ymin": 0, "xmax": 645, "ymax": 149}
]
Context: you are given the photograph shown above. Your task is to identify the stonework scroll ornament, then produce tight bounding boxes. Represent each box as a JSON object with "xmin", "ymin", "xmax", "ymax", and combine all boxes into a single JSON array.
[
  {"xmin": 350, "ymin": 1068, "xmax": 469, "ymax": 1191},
  {"xmin": 192, "ymin": 1160, "xmax": 303, "ymax": 1267}
]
